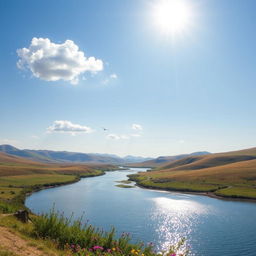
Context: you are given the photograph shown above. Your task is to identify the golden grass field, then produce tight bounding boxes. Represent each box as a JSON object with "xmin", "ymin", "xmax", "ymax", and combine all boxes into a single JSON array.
[{"xmin": 129, "ymin": 147, "xmax": 256, "ymax": 199}]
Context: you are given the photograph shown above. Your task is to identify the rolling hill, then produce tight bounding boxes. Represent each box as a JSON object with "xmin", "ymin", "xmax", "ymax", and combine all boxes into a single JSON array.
[
  {"xmin": 127, "ymin": 151, "xmax": 210, "ymax": 167},
  {"xmin": 129, "ymin": 147, "xmax": 256, "ymax": 200},
  {"xmin": 0, "ymin": 145, "xmax": 152, "ymax": 165}
]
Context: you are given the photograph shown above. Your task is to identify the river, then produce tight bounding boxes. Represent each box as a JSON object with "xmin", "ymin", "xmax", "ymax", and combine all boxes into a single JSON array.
[{"xmin": 25, "ymin": 167, "xmax": 256, "ymax": 256}]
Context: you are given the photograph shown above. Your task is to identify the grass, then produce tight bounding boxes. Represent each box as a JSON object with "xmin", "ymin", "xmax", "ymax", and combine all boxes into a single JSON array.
[
  {"xmin": 215, "ymin": 186, "xmax": 256, "ymax": 199},
  {"xmin": 0, "ymin": 212, "xmax": 188, "ymax": 256},
  {"xmin": 115, "ymin": 184, "xmax": 135, "ymax": 188},
  {"xmin": 0, "ymin": 174, "xmax": 76, "ymax": 187},
  {"xmin": 0, "ymin": 215, "xmax": 64, "ymax": 256},
  {"xmin": 128, "ymin": 151, "xmax": 256, "ymax": 199},
  {"xmin": 0, "ymin": 247, "xmax": 18, "ymax": 256},
  {"xmin": 115, "ymin": 180, "xmax": 133, "ymax": 184},
  {"xmin": 0, "ymin": 187, "xmax": 22, "ymax": 200},
  {"xmin": 128, "ymin": 175, "xmax": 220, "ymax": 193},
  {"xmin": 31, "ymin": 210, "xmax": 187, "ymax": 256}
]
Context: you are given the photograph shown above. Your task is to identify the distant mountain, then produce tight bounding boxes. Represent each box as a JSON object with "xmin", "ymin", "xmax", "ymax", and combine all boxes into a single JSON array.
[
  {"xmin": 127, "ymin": 151, "xmax": 211, "ymax": 168},
  {"xmin": 123, "ymin": 155, "xmax": 153, "ymax": 163},
  {"xmin": 0, "ymin": 145, "xmax": 152, "ymax": 165}
]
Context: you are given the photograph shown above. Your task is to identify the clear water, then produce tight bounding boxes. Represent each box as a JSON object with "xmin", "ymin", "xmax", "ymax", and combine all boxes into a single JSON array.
[{"xmin": 25, "ymin": 168, "xmax": 256, "ymax": 256}]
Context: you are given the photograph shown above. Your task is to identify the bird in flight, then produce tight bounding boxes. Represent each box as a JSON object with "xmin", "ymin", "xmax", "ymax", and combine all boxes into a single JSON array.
[{"xmin": 102, "ymin": 127, "xmax": 108, "ymax": 131}]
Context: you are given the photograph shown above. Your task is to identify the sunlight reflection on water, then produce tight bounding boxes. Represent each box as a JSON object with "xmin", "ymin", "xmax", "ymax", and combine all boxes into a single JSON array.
[{"xmin": 151, "ymin": 197, "xmax": 211, "ymax": 254}]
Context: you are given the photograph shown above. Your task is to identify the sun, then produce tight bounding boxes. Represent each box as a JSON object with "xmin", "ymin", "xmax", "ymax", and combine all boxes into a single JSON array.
[{"xmin": 152, "ymin": 0, "xmax": 192, "ymax": 36}]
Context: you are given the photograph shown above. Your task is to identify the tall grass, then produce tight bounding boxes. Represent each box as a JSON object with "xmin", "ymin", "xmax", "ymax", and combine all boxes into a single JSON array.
[
  {"xmin": 0, "ymin": 200, "xmax": 20, "ymax": 213},
  {"xmin": 32, "ymin": 209, "xmax": 188, "ymax": 256}
]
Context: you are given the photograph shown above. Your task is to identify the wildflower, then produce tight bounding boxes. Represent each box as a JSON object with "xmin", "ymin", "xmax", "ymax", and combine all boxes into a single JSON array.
[
  {"xmin": 112, "ymin": 247, "xmax": 116, "ymax": 251},
  {"xmin": 93, "ymin": 245, "xmax": 104, "ymax": 250}
]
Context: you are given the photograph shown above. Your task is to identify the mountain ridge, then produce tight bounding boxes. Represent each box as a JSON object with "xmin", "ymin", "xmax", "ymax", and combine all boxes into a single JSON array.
[{"xmin": 0, "ymin": 145, "xmax": 153, "ymax": 165}]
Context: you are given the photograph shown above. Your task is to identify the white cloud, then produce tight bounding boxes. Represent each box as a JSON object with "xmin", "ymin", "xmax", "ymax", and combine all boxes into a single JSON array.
[
  {"xmin": 17, "ymin": 37, "xmax": 103, "ymax": 84},
  {"xmin": 132, "ymin": 124, "xmax": 143, "ymax": 131},
  {"xmin": 107, "ymin": 134, "xmax": 121, "ymax": 140},
  {"xmin": 106, "ymin": 134, "xmax": 130, "ymax": 140},
  {"xmin": 102, "ymin": 73, "xmax": 118, "ymax": 85},
  {"xmin": 47, "ymin": 120, "xmax": 93, "ymax": 135}
]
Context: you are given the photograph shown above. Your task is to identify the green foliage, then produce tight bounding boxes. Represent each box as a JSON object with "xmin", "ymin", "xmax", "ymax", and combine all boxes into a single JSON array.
[
  {"xmin": 0, "ymin": 200, "xmax": 19, "ymax": 213},
  {"xmin": 32, "ymin": 210, "xmax": 188, "ymax": 256}
]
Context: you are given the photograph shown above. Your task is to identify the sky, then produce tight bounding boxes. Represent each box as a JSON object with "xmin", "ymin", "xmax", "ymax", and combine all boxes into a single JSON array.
[{"xmin": 0, "ymin": 0, "xmax": 256, "ymax": 157}]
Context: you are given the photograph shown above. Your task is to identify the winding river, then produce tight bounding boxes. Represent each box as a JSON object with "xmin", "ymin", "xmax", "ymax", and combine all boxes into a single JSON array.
[{"xmin": 26, "ymin": 167, "xmax": 256, "ymax": 256}]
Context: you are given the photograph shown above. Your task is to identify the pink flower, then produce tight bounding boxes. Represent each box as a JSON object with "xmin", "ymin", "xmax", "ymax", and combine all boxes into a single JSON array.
[{"xmin": 93, "ymin": 245, "xmax": 104, "ymax": 251}]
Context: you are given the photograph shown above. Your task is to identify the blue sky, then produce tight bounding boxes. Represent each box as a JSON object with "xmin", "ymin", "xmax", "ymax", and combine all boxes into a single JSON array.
[{"xmin": 0, "ymin": 0, "xmax": 256, "ymax": 157}]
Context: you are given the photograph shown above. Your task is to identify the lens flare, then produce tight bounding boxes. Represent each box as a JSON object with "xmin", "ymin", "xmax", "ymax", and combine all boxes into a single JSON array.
[{"xmin": 153, "ymin": 0, "xmax": 192, "ymax": 36}]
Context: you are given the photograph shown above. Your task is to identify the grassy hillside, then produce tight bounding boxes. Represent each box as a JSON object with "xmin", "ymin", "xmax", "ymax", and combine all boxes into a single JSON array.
[
  {"xmin": 157, "ymin": 147, "xmax": 256, "ymax": 171},
  {"xmin": 129, "ymin": 147, "xmax": 256, "ymax": 200},
  {"xmin": 127, "ymin": 151, "xmax": 210, "ymax": 168}
]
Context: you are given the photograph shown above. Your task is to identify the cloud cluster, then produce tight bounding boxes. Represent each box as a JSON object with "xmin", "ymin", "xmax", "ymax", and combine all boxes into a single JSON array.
[
  {"xmin": 107, "ymin": 134, "xmax": 130, "ymax": 140},
  {"xmin": 17, "ymin": 37, "xmax": 103, "ymax": 84},
  {"xmin": 132, "ymin": 124, "xmax": 143, "ymax": 131},
  {"xmin": 47, "ymin": 120, "xmax": 93, "ymax": 135},
  {"xmin": 106, "ymin": 124, "xmax": 143, "ymax": 140}
]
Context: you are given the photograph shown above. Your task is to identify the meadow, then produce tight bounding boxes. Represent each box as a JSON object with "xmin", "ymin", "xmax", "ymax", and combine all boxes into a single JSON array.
[
  {"xmin": 128, "ymin": 148, "xmax": 256, "ymax": 199},
  {"xmin": 0, "ymin": 152, "xmax": 113, "ymax": 213}
]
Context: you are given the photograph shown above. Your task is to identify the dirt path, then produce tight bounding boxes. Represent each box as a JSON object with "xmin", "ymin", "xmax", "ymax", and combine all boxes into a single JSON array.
[{"xmin": 0, "ymin": 226, "xmax": 55, "ymax": 256}]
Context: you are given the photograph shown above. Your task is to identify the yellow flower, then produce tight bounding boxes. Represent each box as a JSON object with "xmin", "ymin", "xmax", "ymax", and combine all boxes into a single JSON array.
[
  {"xmin": 131, "ymin": 249, "xmax": 135, "ymax": 253},
  {"xmin": 112, "ymin": 248, "xmax": 116, "ymax": 251}
]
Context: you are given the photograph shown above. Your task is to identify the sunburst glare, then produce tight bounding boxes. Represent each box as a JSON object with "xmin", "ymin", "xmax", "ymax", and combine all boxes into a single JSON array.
[{"xmin": 152, "ymin": 0, "xmax": 193, "ymax": 36}]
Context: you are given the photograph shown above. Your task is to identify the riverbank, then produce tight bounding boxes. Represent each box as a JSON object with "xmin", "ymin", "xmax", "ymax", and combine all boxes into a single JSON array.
[
  {"xmin": 128, "ymin": 174, "xmax": 256, "ymax": 203},
  {"xmin": 0, "ymin": 170, "xmax": 106, "ymax": 214}
]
